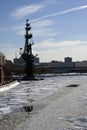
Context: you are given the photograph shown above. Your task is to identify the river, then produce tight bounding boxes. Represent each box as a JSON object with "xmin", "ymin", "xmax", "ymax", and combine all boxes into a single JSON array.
[
  {"xmin": 0, "ymin": 73, "xmax": 87, "ymax": 119},
  {"xmin": 0, "ymin": 74, "xmax": 87, "ymax": 130}
]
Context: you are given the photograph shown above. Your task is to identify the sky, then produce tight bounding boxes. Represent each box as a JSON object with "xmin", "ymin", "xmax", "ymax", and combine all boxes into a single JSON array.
[{"xmin": 0, "ymin": 0, "xmax": 87, "ymax": 62}]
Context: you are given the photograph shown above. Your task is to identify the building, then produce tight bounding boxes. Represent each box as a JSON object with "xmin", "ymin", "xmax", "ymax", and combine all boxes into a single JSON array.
[
  {"xmin": 73, "ymin": 61, "xmax": 87, "ymax": 72},
  {"xmin": 40, "ymin": 57, "xmax": 87, "ymax": 73},
  {"xmin": 34, "ymin": 57, "xmax": 40, "ymax": 65},
  {"xmin": 0, "ymin": 52, "xmax": 5, "ymax": 85},
  {"xmin": 13, "ymin": 56, "xmax": 87, "ymax": 73},
  {"xmin": 0, "ymin": 52, "xmax": 5, "ymax": 65},
  {"xmin": 75, "ymin": 61, "xmax": 87, "ymax": 67},
  {"xmin": 48, "ymin": 59, "xmax": 74, "ymax": 73},
  {"xmin": 64, "ymin": 57, "xmax": 72, "ymax": 63},
  {"xmin": 14, "ymin": 57, "xmax": 25, "ymax": 68},
  {"xmin": 0, "ymin": 67, "xmax": 4, "ymax": 84},
  {"xmin": 13, "ymin": 57, "xmax": 40, "ymax": 68}
]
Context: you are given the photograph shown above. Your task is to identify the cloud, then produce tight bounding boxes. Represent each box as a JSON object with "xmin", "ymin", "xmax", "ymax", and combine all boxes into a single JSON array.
[
  {"xmin": 32, "ymin": 19, "xmax": 54, "ymax": 27},
  {"xmin": 31, "ymin": 5, "xmax": 87, "ymax": 23},
  {"xmin": 36, "ymin": 40, "xmax": 87, "ymax": 62},
  {"xmin": 36, "ymin": 40, "xmax": 86, "ymax": 50},
  {"xmin": 32, "ymin": 19, "xmax": 61, "ymax": 38},
  {"xmin": 10, "ymin": 4, "xmax": 43, "ymax": 20},
  {"xmin": 38, "ymin": 46, "xmax": 87, "ymax": 62},
  {"xmin": 11, "ymin": 19, "xmax": 59, "ymax": 38},
  {"xmin": 33, "ymin": 28, "xmax": 58, "ymax": 37},
  {"xmin": 57, "ymin": 40, "xmax": 82, "ymax": 47},
  {"xmin": 12, "ymin": 24, "xmax": 24, "ymax": 35}
]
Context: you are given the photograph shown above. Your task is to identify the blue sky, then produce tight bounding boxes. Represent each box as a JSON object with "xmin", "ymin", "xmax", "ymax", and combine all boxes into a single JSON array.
[{"xmin": 0, "ymin": 0, "xmax": 87, "ymax": 62}]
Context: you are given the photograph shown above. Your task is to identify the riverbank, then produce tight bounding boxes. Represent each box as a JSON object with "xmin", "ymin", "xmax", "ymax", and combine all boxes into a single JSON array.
[{"xmin": 0, "ymin": 81, "xmax": 19, "ymax": 92}]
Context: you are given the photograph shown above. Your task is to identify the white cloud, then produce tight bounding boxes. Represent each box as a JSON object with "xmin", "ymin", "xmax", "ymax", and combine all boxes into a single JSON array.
[
  {"xmin": 36, "ymin": 40, "xmax": 86, "ymax": 49},
  {"xmin": 35, "ymin": 40, "xmax": 87, "ymax": 62},
  {"xmin": 11, "ymin": 24, "xmax": 24, "ymax": 35},
  {"xmin": 57, "ymin": 40, "xmax": 82, "ymax": 47},
  {"xmin": 33, "ymin": 28, "xmax": 58, "ymax": 38},
  {"xmin": 32, "ymin": 19, "xmax": 54, "ymax": 27},
  {"xmin": 31, "ymin": 5, "xmax": 87, "ymax": 23},
  {"xmin": 38, "ymin": 46, "xmax": 87, "ymax": 62},
  {"xmin": 10, "ymin": 4, "xmax": 43, "ymax": 20},
  {"xmin": 52, "ymin": 5, "xmax": 87, "ymax": 16},
  {"xmin": 1, "ymin": 40, "xmax": 87, "ymax": 62},
  {"xmin": 32, "ymin": 19, "xmax": 60, "ymax": 39},
  {"xmin": 11, "ymin": 19, "xmax": 59, "ymax": 38}
]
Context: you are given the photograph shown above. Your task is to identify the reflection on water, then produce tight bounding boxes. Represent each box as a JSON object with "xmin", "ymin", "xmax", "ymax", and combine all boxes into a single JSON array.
[
  {"xmin": 0, "ymin": 74, "xmax": 87, "ymax": 119},
  {"xmin": 66, "ymin": 84, "xmax": 80, "ymax": 87},
  {"xmin": 23, "ymin": 106, "xmax": 33, "ymax": 113}
]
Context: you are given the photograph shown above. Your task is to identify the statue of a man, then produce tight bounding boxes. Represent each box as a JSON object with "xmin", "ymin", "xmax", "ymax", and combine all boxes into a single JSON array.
[{"xmin": 27, "ymin": 42, "xmax": 34, "ymax": 55}]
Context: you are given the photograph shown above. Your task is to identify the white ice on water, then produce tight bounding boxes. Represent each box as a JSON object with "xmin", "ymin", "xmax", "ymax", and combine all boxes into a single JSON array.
[
  {"xmin": 0, "ymin": 74, "xmax": 87, "ymax": 129},
  {"xmin": 0, "ymin": 81, "xmax": 19, "ymax": 92},
  {"xmin": 15, "ymin": 74, "xmax": 87, "ymax": 130}
]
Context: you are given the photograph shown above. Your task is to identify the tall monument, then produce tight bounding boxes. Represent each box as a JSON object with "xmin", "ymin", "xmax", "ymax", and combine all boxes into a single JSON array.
[{"xmin": 21, "ymin": 19, "xmax": 35, "ymax": 80}]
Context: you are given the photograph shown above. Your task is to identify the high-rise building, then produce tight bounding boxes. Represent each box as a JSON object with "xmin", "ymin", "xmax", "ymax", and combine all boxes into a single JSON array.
[
  {"xmin": 0, "ymin": 52, "xmax": 5, "ymax": 85},
  {"xmin": 64, "ymin": 57, "xmax": 72, "ymax": 63},
  {"xmin": 0, "ymin": 52, "xmax": 5, "ymax": 65}
]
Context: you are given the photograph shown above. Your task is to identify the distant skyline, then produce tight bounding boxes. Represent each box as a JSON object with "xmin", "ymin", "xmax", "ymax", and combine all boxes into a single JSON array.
[{"xmin": 0, "ymin": 0, "xmax": 87, "ymax": 62}]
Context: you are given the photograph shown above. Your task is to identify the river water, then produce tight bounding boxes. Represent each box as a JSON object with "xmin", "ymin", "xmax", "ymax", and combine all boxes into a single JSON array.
[{"xmin": 0, "ymin": 74, "xmax": 87, "ymax": 120}]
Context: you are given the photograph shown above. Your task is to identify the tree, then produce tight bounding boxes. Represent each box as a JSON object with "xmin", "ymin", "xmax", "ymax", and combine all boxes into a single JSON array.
[{"xmin": 4, "ymin": 62, "xmax": 13, "ymax": 81}]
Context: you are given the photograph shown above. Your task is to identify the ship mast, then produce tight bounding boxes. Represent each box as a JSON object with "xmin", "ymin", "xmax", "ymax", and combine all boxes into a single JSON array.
[
  {"xmin": 21, "ymin": 19, "xmax": 35, "ymax": 80},
  {"xmin": 24, "ymin": 19, "xmax": 33, "ymax": 55}
]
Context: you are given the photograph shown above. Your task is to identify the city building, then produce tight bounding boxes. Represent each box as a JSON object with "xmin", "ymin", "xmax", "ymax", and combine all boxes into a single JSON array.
[
  {"xmin": 64, "ymin": 57, "xmax": 72, "ymax": 63},
  {"xmin": 13, "ymin": 56, "xmax": 40, "ymax": 68},
  {"xmin": 0, "ymin": 52, "xmax": 5, "ymax": 65},
  {"xmin": 75, "ymin": 61, "xmax": 87, "ymax": 67},
  {"xmin": 39, "ymin": 57, "xmax": 87, "ymax": 73},
  {"xmin": 14, "ymin": 57, "xmax": 25, "ymax": 68},
  {"xmin": 13, "ymin": 56, "xmax": 87, "ymax": 74},
  {"xmin": 47, "ymin": 58, "xmax": 74, "ymax": 73},
  {"xmin": 0, "ymin": 52, "xmax": 5, "ymax": 85},
  {"xmin": 34, "ymin": 57, "xmax": 40, "ymax": 65}
]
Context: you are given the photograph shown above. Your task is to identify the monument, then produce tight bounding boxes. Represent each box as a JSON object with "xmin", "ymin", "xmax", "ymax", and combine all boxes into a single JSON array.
[{"xmin": 21, "ymin": 19, "xmax": 36, "ymax": 80}]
